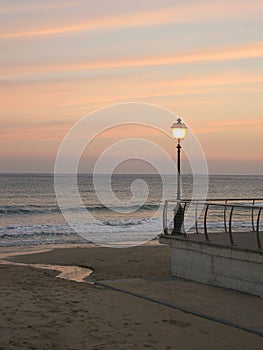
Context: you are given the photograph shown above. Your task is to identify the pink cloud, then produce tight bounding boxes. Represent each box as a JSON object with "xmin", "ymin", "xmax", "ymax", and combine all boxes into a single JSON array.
[
  {"xmin": 0, "ymin": 0, "xmax": 262, "ymax": 39},
  {"xmin": 1, "ymin": 43, "xmax": 262, "ymax": 79}
]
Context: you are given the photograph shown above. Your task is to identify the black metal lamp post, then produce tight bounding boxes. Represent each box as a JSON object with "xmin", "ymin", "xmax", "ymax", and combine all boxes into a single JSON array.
[{"xmin": 171, "ymin": 118, "xmax": 187, "ymax": 235}]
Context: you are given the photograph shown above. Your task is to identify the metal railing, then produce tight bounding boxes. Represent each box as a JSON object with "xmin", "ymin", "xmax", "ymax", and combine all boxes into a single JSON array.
[{"xmin": 162, "ymin": 198, "xmax": 263, "ymax": 249}]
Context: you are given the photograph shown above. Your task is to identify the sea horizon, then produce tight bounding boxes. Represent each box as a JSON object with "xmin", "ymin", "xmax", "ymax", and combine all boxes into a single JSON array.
[{"xmin": 1, "ymin": 172, "xmax": 263, "ymax": 176}]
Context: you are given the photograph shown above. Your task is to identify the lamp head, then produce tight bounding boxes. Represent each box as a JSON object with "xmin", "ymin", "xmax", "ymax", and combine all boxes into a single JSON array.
[{"xmin": 171, "ymin": 118, "xmax": 187, "ymax": 141}]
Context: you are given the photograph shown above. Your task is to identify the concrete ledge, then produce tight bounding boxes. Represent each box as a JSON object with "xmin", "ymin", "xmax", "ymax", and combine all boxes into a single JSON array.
[{"xmin": 159, "ymin": 235, "xmax": 263, "ymax": 297}]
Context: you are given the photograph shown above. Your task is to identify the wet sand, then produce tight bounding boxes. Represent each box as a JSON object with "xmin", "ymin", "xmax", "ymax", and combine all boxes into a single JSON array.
[{"xmin": 0, "ymin": 243, "xmax": 262, "ymax": 350}]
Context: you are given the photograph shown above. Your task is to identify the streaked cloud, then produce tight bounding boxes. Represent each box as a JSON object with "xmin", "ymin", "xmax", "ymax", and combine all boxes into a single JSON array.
[
  {"xmin": 1, "ymin": 43, "xmax": 262, "ymax": 80},
  {"xmin": 0, "ymin": 119, "xmax": 73, "ymax": 143},
  {"xmin": 0, "ymin": 0, "xmax": 262, "ymax": 39},
  {"xmin": 0, "ymin": 68, "xmax": 261, "ymax": 118}
]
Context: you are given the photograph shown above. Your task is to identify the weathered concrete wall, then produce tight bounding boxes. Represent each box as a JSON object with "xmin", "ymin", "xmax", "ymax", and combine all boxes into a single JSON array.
[{"xmin": 159, "ymin": 236, "xmax": 263, "ymax": 297}]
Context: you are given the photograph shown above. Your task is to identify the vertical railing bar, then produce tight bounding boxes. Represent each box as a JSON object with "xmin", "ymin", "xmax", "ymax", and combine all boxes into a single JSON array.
[
  {"xmin": 182, "ymin": 202, "xmax": 187, "ymax": 238},
  {"xmin": 228, "ymin": 206, "xmax": 235, "ymax": 245},
  {"xmin": 195, "ymin": 201, "xmax": 199, "ymax": 234},
  {"xmin": 252, "ymin": 199, "xmax": 255, "ymax": 232},
  {"xmin": 163, "ymin": 200, "xmax": 168, "ymax": 234},
  {"xmin": 256, "ymin": 208, "xmax": 262, "ymax": 249},
  {"xmin": 224, "ymin": 199, "xmax": 228, "ymax": 233},
  {"xmin": 204, "ymin": 204, "xmax": 210, "ymax": 241}
]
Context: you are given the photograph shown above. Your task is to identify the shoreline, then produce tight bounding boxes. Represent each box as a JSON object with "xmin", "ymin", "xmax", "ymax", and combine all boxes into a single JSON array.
[
  {"xmin": 2, "ymin": 241, "xmax": 170, "ymax": 281},
  {"xmin": 0, "ymin": 242, "xmax": 96, "ymax": 258}
]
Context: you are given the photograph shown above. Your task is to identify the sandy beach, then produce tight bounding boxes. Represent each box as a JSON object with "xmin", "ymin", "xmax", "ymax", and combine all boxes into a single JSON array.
[{"xmin": 0, "ymin": 243, "xmax": 262, "ymax": 350}]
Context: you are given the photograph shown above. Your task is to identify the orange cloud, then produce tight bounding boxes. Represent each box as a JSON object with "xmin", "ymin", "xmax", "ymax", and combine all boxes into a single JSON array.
[
  {"xmin": 1, "ymin": 69, "xmax": 261, "ymax": 116},
  {"xmin": 2, "ymin": 43, "xmax": 262, "ymax": 79},
  {"xmin": 0, "ymin": 121, "xmax": 72, "ymax": 143},
  {"xmin": 207, "ymin": 119, "xmax": 263, "ymax": 127},
  {"xmin": 194, "ymin": 119, "xmax": 263, "ymax": 134},
  {"xmin": 0, "ymin": 0, "xmax": 262, "ymax": 39}
]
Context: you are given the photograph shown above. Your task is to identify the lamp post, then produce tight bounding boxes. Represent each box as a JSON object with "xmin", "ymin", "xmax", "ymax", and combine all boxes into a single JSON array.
[{"xmin": 171, "ymin": 118, "xmax": 187, "ymax": 235}]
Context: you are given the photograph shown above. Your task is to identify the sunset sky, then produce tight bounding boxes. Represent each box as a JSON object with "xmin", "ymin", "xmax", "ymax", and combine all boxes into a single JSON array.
[{"xmin": 0, "ymin": 0, "xmax": 262, "ymax": 174}]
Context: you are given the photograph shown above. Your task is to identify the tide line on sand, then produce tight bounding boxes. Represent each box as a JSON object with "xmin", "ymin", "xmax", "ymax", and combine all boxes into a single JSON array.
[{"xmin": 0, "ymin": 258, "xmax": 93, "ymax": 283}]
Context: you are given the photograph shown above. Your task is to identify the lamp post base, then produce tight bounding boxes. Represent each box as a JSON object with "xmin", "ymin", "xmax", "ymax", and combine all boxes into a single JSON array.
[{"xmin": 172, "ymin": 203, "xmax": 184, "ymax": 235}]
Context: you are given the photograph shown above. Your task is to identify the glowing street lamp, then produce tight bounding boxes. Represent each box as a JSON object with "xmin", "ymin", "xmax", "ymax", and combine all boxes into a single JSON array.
[
  {"xmin": 171, "ymin": 117, "xmax": 187, "ymax": 234},
  {"xmin": 171, "ymin": 118, "xmax": 187, "ymax": 142}
]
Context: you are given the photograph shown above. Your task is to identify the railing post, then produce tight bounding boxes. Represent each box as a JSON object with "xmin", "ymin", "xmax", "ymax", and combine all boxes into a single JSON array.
[
  {"xmin": 204, "ymin": 204, "xmax": 210, "ymax": 241},
  {"xmin": 195, "ymin": 201, "xmax": 199, "ymax": 234},
  {"xmin": 224, "ymin": 199, "xmax": 228, "ymax": 232},
  {"xmin": 228, "ymin": 206, "xmax": 235, "ymax": 246},
  {"xmin": 163, "ymin": 200, "xmax": 168, "ymax": 234},
  {"xmin": 252, "ymin": 199, "xmax": 255, "ymax": 232},
  {"xmin": 182, "ymin": 202, "xmax": 187, "ymax": 237},
  {"xmin": 256, "ymin": 208, "xmax": 262, "ymax": 249}
]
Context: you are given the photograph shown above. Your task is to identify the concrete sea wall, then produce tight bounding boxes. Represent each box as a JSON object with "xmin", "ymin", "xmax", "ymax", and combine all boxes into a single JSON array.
[{"xmin": 159, "ymin": 236, "xmax": 263, "ymax": 297}]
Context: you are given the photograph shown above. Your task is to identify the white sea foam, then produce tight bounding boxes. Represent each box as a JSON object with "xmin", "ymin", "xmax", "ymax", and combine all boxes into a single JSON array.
[
  {"xmin": 0, "ymin": 217, "xmax": 162, "ymax": 246},
  {"xmin": 0, "ymin": 216, "xmax": 257, "ymax": 247}
]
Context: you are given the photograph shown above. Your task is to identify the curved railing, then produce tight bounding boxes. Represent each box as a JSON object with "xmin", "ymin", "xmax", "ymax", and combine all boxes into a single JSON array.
[{"xmin": 162, "ymin": 198, "xmax": 263, "ymax": 249}]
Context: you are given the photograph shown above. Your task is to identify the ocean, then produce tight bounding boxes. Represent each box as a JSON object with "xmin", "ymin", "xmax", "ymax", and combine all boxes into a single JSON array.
[{"xmin": 0, "ymin": 174, "xmax": 262, "ymax": 247}]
